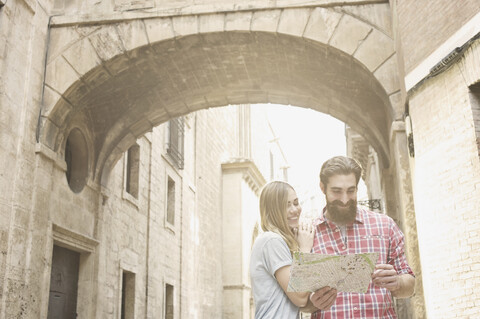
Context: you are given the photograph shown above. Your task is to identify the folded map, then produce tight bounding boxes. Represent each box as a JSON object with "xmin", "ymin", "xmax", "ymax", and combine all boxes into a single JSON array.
[{"xmin": 287, "ymin": 252, "xmax": 379, "ymax": 293}]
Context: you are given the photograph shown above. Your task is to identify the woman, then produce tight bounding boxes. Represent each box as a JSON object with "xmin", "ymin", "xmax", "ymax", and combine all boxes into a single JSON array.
[{"xmin": 250, "ymin": 181, "xmax": 314, "ymax": 318}]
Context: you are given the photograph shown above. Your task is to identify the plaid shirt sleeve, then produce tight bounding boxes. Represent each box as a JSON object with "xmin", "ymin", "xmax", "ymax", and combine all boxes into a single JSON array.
[{"xmin": 388, "ymin": 218, "xmax": 415, "ymax": 276}]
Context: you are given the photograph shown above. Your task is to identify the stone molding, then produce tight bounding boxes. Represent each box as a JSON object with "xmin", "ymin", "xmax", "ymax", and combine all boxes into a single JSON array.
[
  {"xmin": 35, "ymin": 142, "xmax": 67, "ymax": 171},
  {"xmin": 50, "ymin": 0, "xmax": 387, "ymax": 26},
  {"xmin": 52, "ymin": 223, "xmax": 99, "ymax": 253},
  {"xmin": 221, "ymin": 159, "xmax": 266, "ymax": 195}
]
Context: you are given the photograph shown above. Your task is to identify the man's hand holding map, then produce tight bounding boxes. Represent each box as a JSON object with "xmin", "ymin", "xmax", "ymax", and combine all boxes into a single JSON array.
[{"xmin": 287, "ymin": 252, "xmax": 380, "ymax": 293}]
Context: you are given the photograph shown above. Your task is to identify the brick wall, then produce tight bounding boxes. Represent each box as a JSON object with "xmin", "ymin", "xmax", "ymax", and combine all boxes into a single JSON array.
[
  {"xmin": 409, "ymin": 59, "xmax": 480, "ymax": 317},
  {"xmin": 397, "ymin": 0, "xmax": 480, "ymax": 73}
]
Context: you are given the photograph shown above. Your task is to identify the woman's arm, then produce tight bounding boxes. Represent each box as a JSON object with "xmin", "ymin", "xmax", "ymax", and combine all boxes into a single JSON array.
[
  {"xmin": 275, "ymin": 265, "xmax": 310, "ymax": 307},
  {"xmin": 274, "ymin": 222, "xmax": 314, "ymax": 307}
]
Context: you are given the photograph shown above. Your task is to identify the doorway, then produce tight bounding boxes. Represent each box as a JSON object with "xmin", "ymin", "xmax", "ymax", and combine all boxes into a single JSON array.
[{"xmin": 47, "ymin": 245, "xmax": 80, "ymax": 319}]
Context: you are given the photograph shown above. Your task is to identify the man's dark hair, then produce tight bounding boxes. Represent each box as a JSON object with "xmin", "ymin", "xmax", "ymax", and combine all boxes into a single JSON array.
[{"xmin": 320, "ymin": 156, "xmax": 362, "ymax": 186}]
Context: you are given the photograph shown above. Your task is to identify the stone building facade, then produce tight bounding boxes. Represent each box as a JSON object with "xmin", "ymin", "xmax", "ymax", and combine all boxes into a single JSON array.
[{"xmin": 2, "ymin": 0, "xmax": 480, "ymax": 318}]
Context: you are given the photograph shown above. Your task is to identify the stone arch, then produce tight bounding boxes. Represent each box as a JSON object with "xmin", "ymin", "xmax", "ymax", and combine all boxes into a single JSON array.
[{"xmin": 40, "ymin": 7, "xmax": 400, "ymax": 186}]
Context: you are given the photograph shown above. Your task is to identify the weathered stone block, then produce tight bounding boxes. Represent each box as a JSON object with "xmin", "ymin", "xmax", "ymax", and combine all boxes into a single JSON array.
[
  {"xmin": 329, "ymin": 13, "xmax": 371, "ymax": 55},
  {"xmin": 199, "ymin": 14, "xmax": 225, "ymax": 33},
  {"xmin": 172, "ymin": 15, "xmax": 198, "ymax": 37},
  {"xmin": 225, "ymin": 11, "xmax": 252, "ymax": 31},
  {"xmin": 374, "ymin": 54, "xmax": 400, "ymax": 95},
  {"xmin": 303, "ymin": 7, "xmax": 341, "ymax": 44},
  {"xmin": 47, "ymin": 27, "xmax": 83, "ymax": 64},
  {"xmin": 62, "ymin": 36, "xmax": 102, "ymax": 78},
  {"xmin": 144, "ymin": 17, "xmax": 174, "ymax": 44},
  {"xmin": 45, "ymin": 56, "xmax": 80, "ymax": 95},
  {"xmin": 88, "ymin": 25, "xmax": 125, "ymax": 62},
  {"xmin": 114, "ymin": 0, "xmax": 154, "ymax": 11},
  {"xmin": 341, "ymin": 3, "xmax": 392, "ymax": 37},
  {"xmin": 389, "ymin": 91, "xmax": 404, "ymax": 121},
  {"xmin": 116, "ymin": 19, "xmax": 149, "ymax": 52},
  {"xmin": 354, "ymin": 28, "xmax": 394, "ymax": 71},
  {"xmin": 277, "ymin": 8, "xmax": 310, "ymax": 37},
  {"xmin": 251, "ymin": 9, "xmax": 281, "ymax": 33}
]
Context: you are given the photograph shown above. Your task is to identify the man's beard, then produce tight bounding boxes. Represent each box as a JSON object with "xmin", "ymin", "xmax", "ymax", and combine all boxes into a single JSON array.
[{"xmin": 326, "ymin": 199, "xmax": 357, "ymax": 225}]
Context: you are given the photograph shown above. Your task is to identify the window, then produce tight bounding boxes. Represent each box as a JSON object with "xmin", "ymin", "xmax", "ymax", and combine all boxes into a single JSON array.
[
  {"xmin": 121, "ymin": 271, "xmax": 135, "ymax": 319},
  {"xmin": 166, "ymin": 117, "xmax": 184, "ymax": 169},
  {"xmin": 166, "ymin": 177, "xmax": 175, "ymax": 226},
  {"xmin": 65, "ymin": 128, "xmax": 88, "ymax": 193},
  {"xmin": 126, "ymin": 144, "xmax": 140, "ymax": 198},
  {"xmin": 165, "ymin": 283, "xmax": 174, "ymax": 319},
  {"xmin": 470, "ymin": 83, "xmax": 480, "ymax": 157}
]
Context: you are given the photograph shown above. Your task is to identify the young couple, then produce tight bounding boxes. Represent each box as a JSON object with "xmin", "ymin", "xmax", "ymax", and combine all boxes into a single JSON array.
[{"xmin": 250, "ymin": 156, "xmax": 415, "ymax": 318}]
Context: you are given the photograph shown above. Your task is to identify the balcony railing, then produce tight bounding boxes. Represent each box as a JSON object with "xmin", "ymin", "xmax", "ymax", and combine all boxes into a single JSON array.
[{"xmin": 358, "ymin": 199, "xmax": 382, "ymax": 212}]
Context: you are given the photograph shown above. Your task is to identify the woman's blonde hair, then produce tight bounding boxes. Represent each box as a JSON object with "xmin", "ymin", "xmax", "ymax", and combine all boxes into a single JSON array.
[{"xmin": 259, "ymin": 181, "xmax": 299, "ymax": 253}]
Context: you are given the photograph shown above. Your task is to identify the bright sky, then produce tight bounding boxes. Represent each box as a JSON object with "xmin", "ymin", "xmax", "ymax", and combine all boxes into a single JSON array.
[{"xmin": 255, "ymin": 103, "xmax": 368, "ymax": 211}]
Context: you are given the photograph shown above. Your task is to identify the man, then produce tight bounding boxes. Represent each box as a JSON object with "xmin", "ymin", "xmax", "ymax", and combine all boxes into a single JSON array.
[{"xmin": 304, "ymin": 156, "xmax": 415, "ymax": 318}]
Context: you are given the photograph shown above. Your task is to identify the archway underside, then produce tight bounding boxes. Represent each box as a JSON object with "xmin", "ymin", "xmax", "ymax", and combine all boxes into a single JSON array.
[{"xmin": 44, "ymin": 31, "xmax": 392, "ymax": 185}]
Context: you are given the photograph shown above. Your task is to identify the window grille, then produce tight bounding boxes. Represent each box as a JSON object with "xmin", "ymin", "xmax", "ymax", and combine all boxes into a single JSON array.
[{"xmin": 167, "ymin": 117, "xmax": 184, "ymax": 170}]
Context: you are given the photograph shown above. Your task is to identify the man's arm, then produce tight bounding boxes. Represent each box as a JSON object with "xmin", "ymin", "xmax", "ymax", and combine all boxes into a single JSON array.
[{"xmin": 372, "ymin": 264, "xmax": 415, "ymax": 298}]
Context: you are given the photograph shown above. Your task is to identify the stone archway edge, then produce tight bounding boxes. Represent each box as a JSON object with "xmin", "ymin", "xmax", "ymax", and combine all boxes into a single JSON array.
[
  {"xmin": 44, "ymin": 5, "xmax": 398, "ymax": 116},
  {"xmin": 50, "ymin": 0, "xmax": 388, "ymax": 27},
  {"xmin": 41, "ymin": 4, "xmax": 399, "ymax": 185}
]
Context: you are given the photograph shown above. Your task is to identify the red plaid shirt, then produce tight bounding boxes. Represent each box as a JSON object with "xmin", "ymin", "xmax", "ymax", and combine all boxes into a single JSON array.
[{"xmin": 311, "ymin": 206, "xmax": 414, "ymax": 319}]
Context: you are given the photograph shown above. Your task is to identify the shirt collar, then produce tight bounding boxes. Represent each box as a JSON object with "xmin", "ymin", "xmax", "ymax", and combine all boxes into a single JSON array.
[{"xmin": 314, "ymin": 206, "xmax": 365, "ymax": 226}]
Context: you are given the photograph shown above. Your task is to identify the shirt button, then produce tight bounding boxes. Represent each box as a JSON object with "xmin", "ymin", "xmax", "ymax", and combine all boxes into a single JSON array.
[
  {"xmin": 342, "ymin": 245, "xmax": 346, "ymax": 250},
  {"xmin": 354, "ymin": 307, "xmax": 358, "ymax": 310}
]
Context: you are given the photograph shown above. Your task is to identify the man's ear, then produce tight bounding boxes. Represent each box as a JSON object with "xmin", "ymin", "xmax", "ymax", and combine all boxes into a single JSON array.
[{"xmin": 320, "ymin": 182, "xmax": 326, "ymax": 194}]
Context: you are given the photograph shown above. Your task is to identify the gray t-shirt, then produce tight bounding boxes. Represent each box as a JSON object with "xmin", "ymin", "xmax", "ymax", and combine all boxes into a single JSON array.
[{"xmin": 250, "ymin": 231, "xmax": 299, "ymax": 319}]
